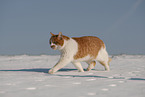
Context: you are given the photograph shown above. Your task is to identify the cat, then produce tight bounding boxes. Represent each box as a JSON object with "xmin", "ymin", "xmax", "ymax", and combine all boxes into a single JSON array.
[{"xmin": 49, "ymin": 32, "xmax": 112, "ymax": 74}]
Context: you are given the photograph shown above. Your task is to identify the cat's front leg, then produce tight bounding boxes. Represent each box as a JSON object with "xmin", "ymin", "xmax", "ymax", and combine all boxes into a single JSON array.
[
  {"xmin": 48, "ymin": 57, "xmax": 71, "ymax": 74},
  {"xmin": 48, "ymin": 63, "xmax": 64, "ymax": 74},
  {"xmin": 72, "ymin": 62, "xmax": 84, "ymax": 72},
  {"xmin": 48, "ymin": 69, "xmax": 54, "ymax": 74}
]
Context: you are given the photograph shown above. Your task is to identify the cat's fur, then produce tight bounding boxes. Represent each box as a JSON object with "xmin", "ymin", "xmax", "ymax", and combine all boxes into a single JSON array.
[{"xmin": 49, "ymin": 32, "xmax": 111, "ymax": 74}]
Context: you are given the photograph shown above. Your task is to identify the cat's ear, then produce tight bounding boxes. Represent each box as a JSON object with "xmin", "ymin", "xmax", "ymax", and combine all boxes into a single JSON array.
[
  {"xmin": 50, "ymin": 32, "xmax": 55, "ymax": 36},
  {"xmin": 58, "ymin": 32, "xmax": 62, "ymax": 39}
]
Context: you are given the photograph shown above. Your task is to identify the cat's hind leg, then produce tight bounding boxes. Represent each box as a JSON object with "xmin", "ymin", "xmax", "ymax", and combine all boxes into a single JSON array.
[
  {"xmin": 72, "ymin": 62, "xmax": 84, "ymax": 72},
  {"xmin": 99, "ymin": 61, "xmax": 110, "ymax": 71},
  {"xmin": 96, "ymin": 47, "xmax": 110, "ymax": 71},
  {"xmin": 86, "ymin": 61, "xmax": 96, "ymax": 71}
]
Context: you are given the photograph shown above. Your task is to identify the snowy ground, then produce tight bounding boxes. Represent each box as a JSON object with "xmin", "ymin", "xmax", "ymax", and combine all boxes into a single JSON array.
[{"xmin": 0, "ymin": 55, "xmax": 145, "ymax": 97}]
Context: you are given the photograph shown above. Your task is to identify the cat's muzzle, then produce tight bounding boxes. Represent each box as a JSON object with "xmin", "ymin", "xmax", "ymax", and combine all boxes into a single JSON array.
[{"xmin": 51, "ymin": 45, "xmax": 56, "ymax": 50}]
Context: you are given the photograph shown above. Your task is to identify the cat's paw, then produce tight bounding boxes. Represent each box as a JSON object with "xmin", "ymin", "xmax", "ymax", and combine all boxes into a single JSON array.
[
  {"xmin": 48, "ymin": 69, "xmax": 54, "ymax": 74},
  {"xmin": 87, "ymin": 68, "xmax": 91, "ymax": 71}
]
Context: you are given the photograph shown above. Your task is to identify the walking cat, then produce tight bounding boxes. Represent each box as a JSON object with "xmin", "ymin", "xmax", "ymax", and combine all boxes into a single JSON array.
[{"xmin": 49, "ymin": 32, "xmax": 111, "ymax": 74}]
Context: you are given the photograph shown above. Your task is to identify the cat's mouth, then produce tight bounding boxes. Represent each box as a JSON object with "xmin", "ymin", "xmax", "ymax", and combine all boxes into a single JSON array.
[{"xmin": 51, "ymin": 45, "xmax": 57, "ymax": 50}]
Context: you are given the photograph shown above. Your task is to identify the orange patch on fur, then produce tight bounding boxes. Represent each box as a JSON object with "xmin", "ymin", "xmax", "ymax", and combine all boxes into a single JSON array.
[
  {"xmin": 62, "ymin": 35, "xmax": 70, "ymax": 40},
  {"xmin": 73, "ymin": 36, "xmax": 104, "ymax": 60}
]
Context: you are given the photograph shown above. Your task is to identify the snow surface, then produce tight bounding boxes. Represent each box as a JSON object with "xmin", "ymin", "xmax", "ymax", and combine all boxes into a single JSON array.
[{"xmin": 0, "ymin": 55, "xmax": 145, "ymax": 97}]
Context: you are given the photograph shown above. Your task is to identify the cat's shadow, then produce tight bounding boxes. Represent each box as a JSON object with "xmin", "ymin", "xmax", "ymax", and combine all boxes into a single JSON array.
[
  {"xmin": 0, "ymin": 68, "xmax": 77, "ymax": 73},
  {"xmin": 1, "ymin": 68, "xmax": 145, "ymax": 81}
]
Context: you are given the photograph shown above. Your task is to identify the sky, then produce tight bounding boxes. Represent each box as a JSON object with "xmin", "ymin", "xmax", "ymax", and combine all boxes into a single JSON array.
[{"xmin": 0, "ymin": 0, "xmax": 145, "ymax": 55}]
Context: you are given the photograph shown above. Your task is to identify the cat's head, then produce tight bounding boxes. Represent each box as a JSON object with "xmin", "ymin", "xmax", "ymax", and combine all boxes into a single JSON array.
[{"xmin": 49, "ymin": 32, "xmax": 70, "ymax": 50}]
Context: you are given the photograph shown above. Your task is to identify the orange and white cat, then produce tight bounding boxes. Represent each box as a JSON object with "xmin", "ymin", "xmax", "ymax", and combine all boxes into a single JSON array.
[{"xmin": 49, "ymin": 32, "xmax": 111, "ymax": 74}]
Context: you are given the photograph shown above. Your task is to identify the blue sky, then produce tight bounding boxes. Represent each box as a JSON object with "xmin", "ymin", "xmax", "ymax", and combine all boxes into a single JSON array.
[{"xmin": 0, "ymin": 0, "xmax": 145, "ymax": 55}]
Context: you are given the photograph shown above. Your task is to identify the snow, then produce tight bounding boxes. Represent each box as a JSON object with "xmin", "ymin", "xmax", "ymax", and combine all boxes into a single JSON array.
[{"xmin": 0, "ymin": 55, "xmax": 145, "ymax": 97}]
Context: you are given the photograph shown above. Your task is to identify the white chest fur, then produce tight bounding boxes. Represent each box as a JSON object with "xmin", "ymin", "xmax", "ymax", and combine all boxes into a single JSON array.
[{"xmin": 60, "ymin": 38, "xmax": 78, "ymax": 61}]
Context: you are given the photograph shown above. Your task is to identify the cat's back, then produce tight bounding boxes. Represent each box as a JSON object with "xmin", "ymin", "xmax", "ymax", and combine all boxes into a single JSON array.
[
  {"xmin": 72, "ymin": 36, "xmax": 105, "ymax": 60},
  {"xmin": 72, "ymin": 36, "xmax": 105, "ymax": 48}
]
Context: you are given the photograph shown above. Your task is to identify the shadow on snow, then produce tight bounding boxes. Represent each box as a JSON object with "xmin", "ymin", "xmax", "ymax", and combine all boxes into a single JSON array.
[
  {"xmin": 0, "ymin": 68, "xmax": 76, "ymax": 73},
  {"xmin": 0, "ymin": 68, "xmax": 145, "ymax": 81}
]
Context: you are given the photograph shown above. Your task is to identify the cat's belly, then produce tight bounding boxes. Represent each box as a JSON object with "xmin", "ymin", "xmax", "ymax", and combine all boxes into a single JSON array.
[{"xmin": 72, "ymin": 55, "xmax": 94, "ymax": 62}]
